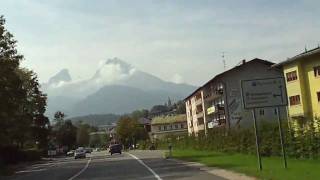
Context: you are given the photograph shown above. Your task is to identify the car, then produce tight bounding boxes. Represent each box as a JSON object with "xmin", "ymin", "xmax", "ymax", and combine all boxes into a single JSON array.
[
  {"xmin": 67, "ymin": 150, "xmax": 75, "ymax": 156},
  {"xmin": 109, "ymin": 144, "xmax": 122, "ymax": 155},
  {"xmin": 84, "ymin": 148, "xmax": 93, "ymax": 154},
  {"xmin": 74, "ymin": 149, "xmax": 86, "ymax": 159}
]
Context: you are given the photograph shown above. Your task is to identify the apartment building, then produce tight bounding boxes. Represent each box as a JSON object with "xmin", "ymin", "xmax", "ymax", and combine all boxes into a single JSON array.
[
  {"xmin": 185, "ymin": 58, "xmax": 287, "ymax": 135},
  {"xmin": 274, "ymin": 47, "xmax": 320, "ymax": 127}
]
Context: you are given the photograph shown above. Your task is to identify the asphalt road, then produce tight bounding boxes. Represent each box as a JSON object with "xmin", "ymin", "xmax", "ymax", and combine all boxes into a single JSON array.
[{"xmin": 4, "ymin": 150, "xmax": 226, "ymax": 180}]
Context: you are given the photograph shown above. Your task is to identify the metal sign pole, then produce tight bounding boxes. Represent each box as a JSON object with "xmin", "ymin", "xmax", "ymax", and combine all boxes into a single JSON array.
[
  {"xmin": 276, "ymin": 107, "xmax": 288, "ymax": 168},
  {"xmin": 252, "ymin": 109, "xmax": 262, "ymax": 171}
]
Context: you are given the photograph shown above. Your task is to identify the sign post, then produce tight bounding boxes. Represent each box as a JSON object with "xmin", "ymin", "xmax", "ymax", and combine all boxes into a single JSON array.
[
  {"xmin": 252, "ymin": 109, "xmax": 262, "ymax": 171},
  {"xmin": 241, "ymin": 77, "xmax": 288, "ymax": 170},
  {"xmin": 276, "ymin": 107, "xmax": 288, "ymax": 168}
]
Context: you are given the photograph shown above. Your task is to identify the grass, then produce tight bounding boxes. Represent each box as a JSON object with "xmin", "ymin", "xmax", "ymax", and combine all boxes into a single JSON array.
[{"xmin": 171, "ymin": 149, "xmax": 320, "ymax": 180}]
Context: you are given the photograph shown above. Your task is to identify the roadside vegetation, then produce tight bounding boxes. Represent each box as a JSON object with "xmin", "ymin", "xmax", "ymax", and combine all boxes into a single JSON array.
[
  {"xmin": 155, "ymin": 120, "xmax": 320, "ymax": 179},
  {"xmin": 172, "ymin": 149, "xmax": 320, "ymax": 180},
  {"xmin": 0, "ymin": 15, "xmax": 50, "ymax": 172}
]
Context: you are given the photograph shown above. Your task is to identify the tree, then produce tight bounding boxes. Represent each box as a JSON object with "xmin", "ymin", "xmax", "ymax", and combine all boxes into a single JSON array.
[
  {"xmin": 52, "ymin": 112, "xmax": 77, "ymax": 149},
  {"xmin": 116, "ymin": 116, "xmax": 148, "ymax": 148},
  {"xmin": 15, "ymin": 68, "xmax": 50, "ymax": 149},
  {"xmin": 76, "ymin": 123, "xmax": 90, "ymax": 147},
  {"xmin": 0, "ymin": 15, "xmax": 25, "ymax": 147},
  {"xmin": 130, "ymin": 109, "xmax": 149, "ymax": 120},
  {"xmin": 174, "ymin": 100, "xmax": 186, "ymax": 114},
  {"xmin": 0, "ymin": 16, "xmax": 50, "ymax": 150}
]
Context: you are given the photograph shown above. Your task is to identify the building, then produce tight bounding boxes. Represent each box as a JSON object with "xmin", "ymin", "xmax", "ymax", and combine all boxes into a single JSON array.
[
  {"xmin": 138, "ymin": 117, "xmax": 152, "ymax": 133},
  {"xmin": 274, "ymin": 47, "xmax": 320, "ymax": 127},
  {"xmin": 185, "ymin": 58, "xmax": 287, "ymax": 135},
  {"xmin": 150, "ymin": 114, "xmax": 188, "ymax": 140}
]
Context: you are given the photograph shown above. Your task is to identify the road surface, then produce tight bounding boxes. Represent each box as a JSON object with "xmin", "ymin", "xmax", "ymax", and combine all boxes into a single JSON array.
[{"xmin": 4, "ymin": 150, "xmax": 226, "ymax": 180}]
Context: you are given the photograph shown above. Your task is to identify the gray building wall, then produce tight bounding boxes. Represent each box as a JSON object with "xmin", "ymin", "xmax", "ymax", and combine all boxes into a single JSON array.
[{"xmin": 220, "ymin": 61, "xmax": 287, "ymax": 128}]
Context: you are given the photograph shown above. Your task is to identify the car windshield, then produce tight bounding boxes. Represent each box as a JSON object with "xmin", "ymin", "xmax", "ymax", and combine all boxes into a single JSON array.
[{"xmin": 1, "ymin": 1, "xmax": 319, "ymax": 180}]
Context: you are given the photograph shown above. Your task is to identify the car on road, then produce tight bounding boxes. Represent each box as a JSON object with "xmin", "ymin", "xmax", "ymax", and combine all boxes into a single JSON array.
[
  {"xmin": 84, "ymin": 148, "xmax": 93, "ymax": 154},
  {"xmin": 67, "ymin": 150, "xmax": 75, "ymax": 156},
  {"xmin": 74, "ymin": 149, "xmax": 86, "ymax": 159},
  {"xmin": 109, "ymin": 144, "xmax": 122, "ymax": 155}
]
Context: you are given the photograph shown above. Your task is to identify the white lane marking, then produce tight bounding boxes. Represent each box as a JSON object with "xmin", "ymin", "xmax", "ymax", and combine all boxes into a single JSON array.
[
  {"xmin": 128, "ymin": 153, "xmax": 162, "ymax": 180},
  {"xmin": 16, "ymin": 169, "xmax": 47, "ymax": 174},
  {"xmin": 68, "ymin": 158, "xmax": 91, "ymax": 180}
]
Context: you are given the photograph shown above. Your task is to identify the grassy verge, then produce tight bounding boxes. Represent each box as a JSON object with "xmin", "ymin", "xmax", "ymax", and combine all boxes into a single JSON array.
[{"xmin": 172, "ymin": 149, "xmax": 320, "ymax": 180}]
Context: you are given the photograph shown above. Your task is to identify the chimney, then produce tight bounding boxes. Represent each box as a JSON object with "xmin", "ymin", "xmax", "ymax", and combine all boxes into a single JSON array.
[{"xmin": 242, "ymin": 59, "xmax": 246, "ymax": 64}]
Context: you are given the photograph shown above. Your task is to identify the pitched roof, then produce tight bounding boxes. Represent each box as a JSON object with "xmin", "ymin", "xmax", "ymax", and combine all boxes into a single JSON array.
[
  {"xmin": 138, "ymin": 117, "xmax": 151, "ymax": 125},
  {"xmin": 184, "ymin": 58, "xmax": 274, "ymax": 101},
  {"xmin": 151, "ymin": 114, "xmax": 186, "ymax": 125},
  {"xmin": 273, "ymin": 47, "xmax": 320, "ymax": 67}
]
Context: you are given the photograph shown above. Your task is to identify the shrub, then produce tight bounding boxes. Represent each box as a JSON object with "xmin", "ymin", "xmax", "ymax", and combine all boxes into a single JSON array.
[{"xmin": 156, "ymin": 120, "xmax": 320, "ymax": 159}]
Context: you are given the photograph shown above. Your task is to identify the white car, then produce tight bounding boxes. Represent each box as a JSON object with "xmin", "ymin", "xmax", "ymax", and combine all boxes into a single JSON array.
[{"xmin": 74, "ymin": 149, "xmax": 86, "ymax": 159}]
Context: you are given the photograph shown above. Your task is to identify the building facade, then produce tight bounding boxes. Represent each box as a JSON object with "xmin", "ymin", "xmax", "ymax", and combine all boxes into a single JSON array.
[
  {"xmin": 151, "ymin": 114, "xmax": 188, "ymax": 140},
  {"xmin": 185, "ymin": 59, "xmax": 287, "ymax": 135},
  {"xmin": 274, "ymin": 47, "xmax": 320, "ymax": 127}
]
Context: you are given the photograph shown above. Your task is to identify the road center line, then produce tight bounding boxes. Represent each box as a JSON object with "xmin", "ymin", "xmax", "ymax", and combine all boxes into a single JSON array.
[
  {"xmin": 16, "ymin": 168, "xmax": 47, "ymax": 174},
  {"xmin": 68, "ymin": 158, "xmax": 91, "ymax": 180},
  {"xmin": 128, "ymin": 153, "xmax": 162, "ymax": 180}
]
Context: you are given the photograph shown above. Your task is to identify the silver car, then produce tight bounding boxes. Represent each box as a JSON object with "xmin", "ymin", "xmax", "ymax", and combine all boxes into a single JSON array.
[{"xmin": 74, "ymin": 149, "xmax": 86, "ymax": 159}]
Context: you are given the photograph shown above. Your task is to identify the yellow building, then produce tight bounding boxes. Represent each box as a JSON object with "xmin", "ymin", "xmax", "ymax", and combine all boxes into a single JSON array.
[{"xmin": 275, "ymin": 47, "xmax": 320, "ymax": 127}]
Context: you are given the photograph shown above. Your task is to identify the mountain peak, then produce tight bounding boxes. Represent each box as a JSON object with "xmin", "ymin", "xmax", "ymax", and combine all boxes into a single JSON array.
[{"xmin": 48, "ymin": 68, "xmax": 72, "ymax": 84}]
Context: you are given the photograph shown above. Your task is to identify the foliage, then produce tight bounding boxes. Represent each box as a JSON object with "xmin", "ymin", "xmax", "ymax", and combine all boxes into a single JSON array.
[
  {"xmin": 76, "ymin": 123, "xmax": 91, "ymax": 147},
  {"xmin": 52, "ymin": 112, "xmax": 77, "ymax": 149},
  {"xmin": 0, "ymin": 16, "xmax": 49, "ymax": 152},
  {"xmin": 158, "ymin": 120, "xmax": 320, "ymax": 159},
  {"xmin": 172, "ymin": 149, "xmax": 320, "ymax": 180},
  {"xmin": 130, "ymin": 109, "xmax": 149, "ymax": 120},
  {"xmin": 116, "ymin": 116, "xmax": 148, "ymax": 148}
]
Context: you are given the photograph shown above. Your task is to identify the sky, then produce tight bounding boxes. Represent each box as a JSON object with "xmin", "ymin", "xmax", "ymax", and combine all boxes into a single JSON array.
[{"xmin": 1, "ymin": 0, "xmax": 320, "ymax": 86}]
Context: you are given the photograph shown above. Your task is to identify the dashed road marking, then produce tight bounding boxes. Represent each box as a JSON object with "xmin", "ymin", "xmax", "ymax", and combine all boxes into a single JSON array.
[{"xmin": 16, "ymin": 169, "xmax": 47, "ymax": 174}]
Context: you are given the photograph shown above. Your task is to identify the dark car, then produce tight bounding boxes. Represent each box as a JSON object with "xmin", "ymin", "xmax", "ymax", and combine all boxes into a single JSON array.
[{"xmin": 109, "ymin": 144, "xmax": 122, "ymax": 155}]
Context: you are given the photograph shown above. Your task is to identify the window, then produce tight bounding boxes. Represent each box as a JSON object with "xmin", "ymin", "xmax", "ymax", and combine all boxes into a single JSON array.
[
  {"xmin": 286, "ymin": 71, "xmax": 298, "ymax": 82},
  {"xmin": 274, "ymin": 108, "xmax": 278, "ymax": 115},
  {"xmin": 158, "ymin": 126, "xmax": 161, "ymax": 131},
  {"xmin": 314, "ymin": 66, "xmax": 320, "ymax": 77},
  {"xmin": 259, "ymin": 109, "xmax": 265, "ymax": 116},
  {"xmin": 180, "ymin": 124, "xmax": 184, "ymax": 129},
  {"xmin": 289, "ymin": 95, "xmax": 301, "ymax": 106},
  {"xmin": 317, "ymin": 92, "xmax": 320, "ymax": 102}
]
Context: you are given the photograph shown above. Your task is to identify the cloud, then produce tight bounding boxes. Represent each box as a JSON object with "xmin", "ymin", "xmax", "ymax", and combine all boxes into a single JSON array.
[{"xmin": 171, "ymin": 73, "xmax": 184, "ymax": 84}]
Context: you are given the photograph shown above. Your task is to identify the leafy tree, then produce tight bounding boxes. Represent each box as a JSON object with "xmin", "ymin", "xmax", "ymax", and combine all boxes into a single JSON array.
[
  {"xmin": 0, "ymin": 15, "xmax": 25, "ymax": 147},
  {"xmin": 76, "ymin": 123, "xmax": 90, "ymax": 147},
  {"xmin": 0, "ymin": 16, "xmax": 50, "ymax": 151},
  {"xmin": 174, "ymin": 100, "xmax": 186, "ymax": 114},
  {"xmin": 130, "ymin": 109, "xmax": 149, "ymax": 120},
  {"xmin": 52, "ymin": 112, "xmax": 77, "ymax": 149},
  {"xmin": 116, "ymin": 116, "xmax": 148, "ymax": 148}
]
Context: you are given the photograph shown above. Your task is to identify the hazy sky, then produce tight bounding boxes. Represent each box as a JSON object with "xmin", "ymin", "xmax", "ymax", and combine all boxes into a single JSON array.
[{"xmin": 1, "ymin": 0, "xmax": 319, "ymax": 86}]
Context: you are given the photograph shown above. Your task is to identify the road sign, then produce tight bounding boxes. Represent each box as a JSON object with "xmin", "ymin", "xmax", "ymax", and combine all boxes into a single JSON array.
[{"xmin": 241, "ymin": 77, "xmax": 287, "ymax": 109}]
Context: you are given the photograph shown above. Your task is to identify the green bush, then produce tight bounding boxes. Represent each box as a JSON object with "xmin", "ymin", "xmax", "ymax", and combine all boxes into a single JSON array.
[{"xmin": 156, "ymin": 120, "xmax": 320, "ymax": 159}]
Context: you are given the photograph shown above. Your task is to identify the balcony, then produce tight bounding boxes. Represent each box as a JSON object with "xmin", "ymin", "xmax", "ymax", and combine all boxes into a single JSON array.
[
  {"xmin": 195, "ymin": 98, "xmax": 202, "ymax": 105},
  {"xmin": 196, "ymin": 111, "xmax": 204, "ymax": 118},
  {"xmin": 204, "ymin": 91, "xmax": 223, "ymax": 102}
]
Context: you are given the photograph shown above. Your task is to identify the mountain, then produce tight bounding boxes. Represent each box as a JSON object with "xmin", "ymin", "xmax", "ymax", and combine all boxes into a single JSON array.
[
  {"xmin": 43, "ymin": 58, "xmax": 196, "ymax": 118},
  {"xmin": 68, "ymin": 114, "xmax": 120, "ymax": 126}
]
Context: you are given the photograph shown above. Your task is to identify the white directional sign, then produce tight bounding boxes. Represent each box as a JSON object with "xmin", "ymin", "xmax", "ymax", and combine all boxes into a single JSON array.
[{"xmin": 241, "ymin": 77, "xmax": 288, "ymax": 109}]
